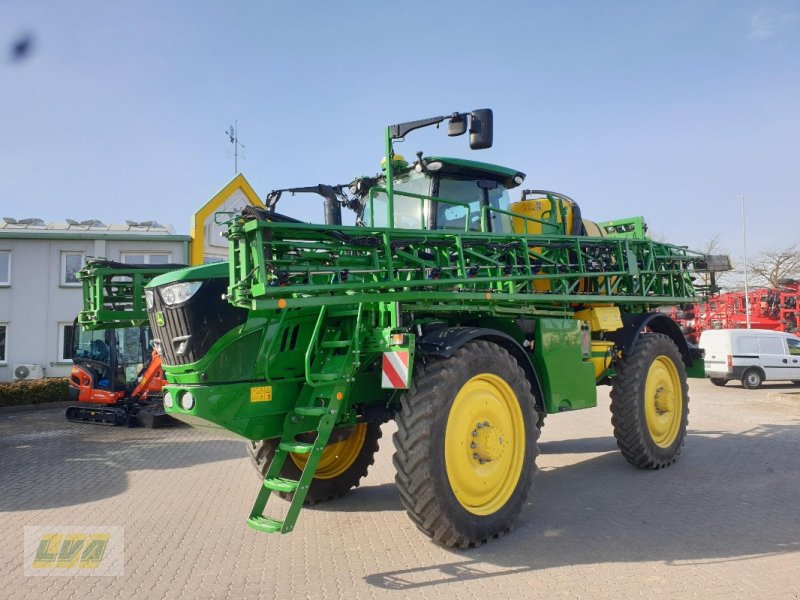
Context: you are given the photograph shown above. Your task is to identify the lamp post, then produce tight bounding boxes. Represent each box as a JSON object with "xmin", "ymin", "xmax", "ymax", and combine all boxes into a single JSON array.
[{"xmin": 742, "ymin": 196, "xmax": 751, "ymax": 329}]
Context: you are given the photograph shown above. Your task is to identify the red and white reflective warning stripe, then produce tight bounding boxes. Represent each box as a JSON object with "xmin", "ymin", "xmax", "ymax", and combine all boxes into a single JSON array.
[{"xmin": 382, "ymin": 350, "xmax": 410, "ymax": 389}]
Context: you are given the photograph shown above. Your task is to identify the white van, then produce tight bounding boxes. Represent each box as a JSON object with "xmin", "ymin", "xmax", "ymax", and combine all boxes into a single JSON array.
[{"xmin": 699, "ymin": 329, "xmax": 800, "ymax": 389}]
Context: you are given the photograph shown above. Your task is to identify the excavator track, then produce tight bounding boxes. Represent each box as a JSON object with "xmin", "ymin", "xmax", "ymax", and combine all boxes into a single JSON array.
[
  {"xmin": 65, "ymin": 400, "xmax": 173, "ymax": 428},
  {"xmin": 66, "ymin": 405, "xmax": 128, "ymax": 426}
]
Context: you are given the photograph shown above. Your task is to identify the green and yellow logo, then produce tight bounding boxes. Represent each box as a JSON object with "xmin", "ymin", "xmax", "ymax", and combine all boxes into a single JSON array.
[
  {"xmin": 24, "ymin": 526, "xmax": 124, "ymax": 576},
  {"xmin": 33, "ymin": 533, "xmax": 109, "ymax": 569},
  {"xmin": 155, "ymin": 311, "xmax": 165, "ymax": 327}
]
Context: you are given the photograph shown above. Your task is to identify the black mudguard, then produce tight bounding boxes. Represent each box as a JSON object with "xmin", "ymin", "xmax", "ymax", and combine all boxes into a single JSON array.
[
  {"xmin": 416, "ymin": 326, "xmax": 545, "ymax": 410},
  {"xmin": 606, "ymin": 313, "xmax": 693, "ymax": 367}
]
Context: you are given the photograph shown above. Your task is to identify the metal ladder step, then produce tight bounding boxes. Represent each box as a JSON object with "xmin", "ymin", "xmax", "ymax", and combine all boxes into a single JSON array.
[
  {"xmin": 320, "ymin": 339, "xmax": 352, "ymax": 349},
  {"xmin": 246, "ymin": 516, "xmax": 284, "ymax": 533},
  {"xmin": 309, "ymin": 373, "xmax": 343, "ymax": 382},
  {"xmin": 294, "ymin": 405, "xmax": 328, "ymax": 417},
  {"xmin": 262, "ymin": 477, "xmax": 299, "ymax": 493},
  {"xmin": 279, "ymin": 440, "xmax": 314, "ymax": 453}
]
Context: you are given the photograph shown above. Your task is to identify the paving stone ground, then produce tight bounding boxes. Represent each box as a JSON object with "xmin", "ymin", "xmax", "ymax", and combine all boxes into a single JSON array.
[{"xmin": 1, "ymin": 379, "xmax": 799, "ymax": 599}]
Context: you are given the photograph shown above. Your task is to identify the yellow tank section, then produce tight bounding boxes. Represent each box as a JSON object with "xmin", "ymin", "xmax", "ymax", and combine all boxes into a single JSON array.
[
  {"xmin": 581, "ymin": 219, "xmax": 605, "ymax": 238},
  {"xmin": 574, "ymin": 307, "xmax": 622, "ymax": 380},
  {"xmin": 574, "ymin": 306, "xmax": 623, "ymax": 332},
  {"xmin": 510, "ymin": 197, "xmax": 574, "ymax": 237},
  {"xmin": 589, "ymin": 341, "xmax": 615, "ymax": 379},
  {"xmin": 511, "ymin": 196, "xmax": 575, "ymax": 292}
]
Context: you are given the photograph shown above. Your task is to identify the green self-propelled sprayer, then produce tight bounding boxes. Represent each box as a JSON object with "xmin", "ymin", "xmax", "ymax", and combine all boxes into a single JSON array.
[{"xmin": 77, "ymin": 109, "xmax": 729, "ymax": 547}]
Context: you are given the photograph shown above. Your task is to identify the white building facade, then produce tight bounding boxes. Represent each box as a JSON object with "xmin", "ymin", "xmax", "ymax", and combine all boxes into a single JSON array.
[{"xmin": 0, "ymin": 219, "xmax": 190, "ymax": 381}]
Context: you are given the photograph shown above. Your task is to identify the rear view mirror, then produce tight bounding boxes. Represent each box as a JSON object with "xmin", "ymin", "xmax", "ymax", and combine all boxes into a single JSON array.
[
  {"xmin": 469, "ymin": 109, "xmax": 493, "ymax": 150},
  {"xmin": 447, "ymin": 115, "xmax": 467, "ymax": 137}
]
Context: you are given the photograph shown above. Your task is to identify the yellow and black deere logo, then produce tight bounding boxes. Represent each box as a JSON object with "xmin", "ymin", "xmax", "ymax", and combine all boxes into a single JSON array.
[{"xmin": 155, "ymin": 311, "xmax": 165, "ymax": 327}]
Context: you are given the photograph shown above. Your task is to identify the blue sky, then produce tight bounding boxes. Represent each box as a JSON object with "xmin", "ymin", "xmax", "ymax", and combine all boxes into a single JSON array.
[{"xmin": 1, "ymin": 1, "xmax": 798, "ymax": 259}]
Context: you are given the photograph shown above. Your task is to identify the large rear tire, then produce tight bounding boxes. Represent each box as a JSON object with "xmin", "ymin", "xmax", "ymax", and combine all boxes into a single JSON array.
[
  {"xmin": 610, "ymin": 333, "xmax": 689, "ymax": 469},
  {"xmin": 246, "ymin": 421, "xmax": 381, "ymax": 504},
  {"xmin": 393, "ymin": 340, "xmax": 538, "ymax": 548}
]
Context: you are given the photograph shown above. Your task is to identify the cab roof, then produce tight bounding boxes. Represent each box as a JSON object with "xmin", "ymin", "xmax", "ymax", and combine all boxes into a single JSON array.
[{"xmin": 426, "ymin": 157, "xmax": 526, "ymax": 189}]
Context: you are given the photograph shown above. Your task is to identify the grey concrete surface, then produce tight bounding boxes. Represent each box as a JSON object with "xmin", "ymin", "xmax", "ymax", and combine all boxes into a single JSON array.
[{"xmin": 1, "ymin": 379, "xmax": 799, "ymax": 599}]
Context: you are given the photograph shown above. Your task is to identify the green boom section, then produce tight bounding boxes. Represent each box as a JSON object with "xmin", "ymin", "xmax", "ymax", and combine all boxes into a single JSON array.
[
  {"xmin": 226, "ymin": 212, "xmax": 706, "ymax": 316},
  {"xmin": 77, "ymin": 259, "xmax": 182, "ymax": 330}
]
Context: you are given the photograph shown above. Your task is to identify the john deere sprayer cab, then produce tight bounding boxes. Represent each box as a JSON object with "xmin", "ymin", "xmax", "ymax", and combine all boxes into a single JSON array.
[{"xmin": 78, "ymin": 109, "xmax": 727, "ymax": 547}]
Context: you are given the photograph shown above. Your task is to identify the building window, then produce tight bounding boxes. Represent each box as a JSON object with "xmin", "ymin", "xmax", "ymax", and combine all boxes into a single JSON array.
[
  {"xmin": 58, "ymin": 322, "xmax": 76, "ymax": 363},
  {"xmin": 0, "ymin": 323, "xmax": 7, "ymax": 363},
  {"xmin": 61, "ymin": 251, "xmax": 84, "ymax": 286},
  {"xmin": 121, "ymin": 253, "xmax": 171, "ymax": 265},
  {"xmin": 0, "ymin": 251, "xmax": 9, "ymax": 285}
]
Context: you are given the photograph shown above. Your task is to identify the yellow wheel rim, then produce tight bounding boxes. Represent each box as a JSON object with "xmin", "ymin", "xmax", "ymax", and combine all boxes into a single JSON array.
[
  {"xmin": 445, "ymin": 374, "xmax": 525, "ymax": 516},
  {"xmin": 644, "ymin": 355, "xmax": 683, "ymax": 447},
  {"xmin": 290, "ymin": 423, "xmax": 367, "ymax": 479}
]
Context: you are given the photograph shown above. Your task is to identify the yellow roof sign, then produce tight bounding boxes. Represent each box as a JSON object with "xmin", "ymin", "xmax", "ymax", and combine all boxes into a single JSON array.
[{"xmin": 190, "ymin": 174, "xmax": 264, "ymax": 265}]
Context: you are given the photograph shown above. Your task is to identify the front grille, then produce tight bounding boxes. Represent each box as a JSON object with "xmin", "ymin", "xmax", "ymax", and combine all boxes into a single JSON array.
[{"xmin": 148, "ymin": 279, "xmax": 247, "ymax": 366}]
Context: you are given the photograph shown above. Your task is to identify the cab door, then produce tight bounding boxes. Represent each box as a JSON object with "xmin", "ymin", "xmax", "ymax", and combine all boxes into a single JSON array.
[{"xmin": 785, "ymin": 336, "xmax": 800, "ymax": 379}]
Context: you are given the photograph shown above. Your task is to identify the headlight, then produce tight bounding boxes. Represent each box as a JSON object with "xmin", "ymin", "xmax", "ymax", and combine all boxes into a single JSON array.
[
  {"xmin": 426, "ymin": 160, "xmax": 443, "ymax": 171},
  {"xmin": 159, "ymin": 282, "xmax": 202, "ymax": 306},
  {"xmin": 180, "ymin": 392, "xmax": 195, "ymax": 411},
  {"xmin": 163, "ymin": 391, "xmax": 173, "ymax": 409},
  {"xmin": 144, "ymin": 289, "xmax": 154, "ymax": 310}
]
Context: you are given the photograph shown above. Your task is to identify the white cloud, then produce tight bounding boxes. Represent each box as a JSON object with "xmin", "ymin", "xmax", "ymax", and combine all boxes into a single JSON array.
[{"xmin": 749, "ymin": 6, "xmax": 800, "ymax": 39}]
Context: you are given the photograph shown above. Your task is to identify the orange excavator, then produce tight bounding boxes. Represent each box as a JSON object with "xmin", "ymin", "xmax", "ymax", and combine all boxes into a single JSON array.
[{"xmin": 66, "ymin": 321, "xmax": 172, "ymax": 427}]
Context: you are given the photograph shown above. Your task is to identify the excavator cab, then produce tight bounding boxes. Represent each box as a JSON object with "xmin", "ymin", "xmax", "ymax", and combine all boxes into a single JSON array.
[{"xmin": 67, "ymin": 320, "xmax": 169, "ymax": 426}]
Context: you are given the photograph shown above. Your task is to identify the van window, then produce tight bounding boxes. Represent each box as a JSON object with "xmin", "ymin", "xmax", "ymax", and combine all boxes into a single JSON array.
[
  {"xmin": 738, "ymin": 337, "xmax": 758, "ymax": 354},
  {"xmin": 788, "ymin": 338, "xmax": 800, "ymax": 355},
  {"xmin": 758, "ymin": 337, "xmax": 784, "ymax": 355}
]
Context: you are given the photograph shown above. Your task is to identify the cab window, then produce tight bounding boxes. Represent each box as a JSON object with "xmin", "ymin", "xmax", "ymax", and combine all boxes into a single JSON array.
[
  {"xmin": 788, "ymin": 337, "xmax": 800, "ymax": 356},
  {"xmin": 436, "ymin": 178, "xmax": 482, "ymax": 231},
  {"xmin": 487, "ymin": 185, "xmax": 513, "ymax": 233},
  {"xmin": 115, "ymin": 326, "xmax": 145, "ymax": 385},
  {"xmin": 435, "ymin": 177, "xmax": 514, "ymax": 233},
  {"xmin": 363, "ymin": 172, "xmax": 431, "ymax": 229},
  {"xmin": 75, "ymin": 326, "xmax": 111, "ymax": 363}
]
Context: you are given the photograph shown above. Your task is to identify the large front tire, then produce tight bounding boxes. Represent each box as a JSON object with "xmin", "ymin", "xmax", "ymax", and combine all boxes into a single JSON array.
[
  {"xmin": 610, "ymin": 333, "xmax": 689, "ymax": 469},
  {"xmin": 246, "ymin": 421, "xmax": 382, "ymax": 504},
  {"xmin": 393, "ymin": 340, "xmax": 538, "ymax": 548}
]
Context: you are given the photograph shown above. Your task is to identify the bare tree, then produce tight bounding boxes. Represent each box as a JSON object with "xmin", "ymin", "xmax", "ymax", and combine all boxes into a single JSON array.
[
  {"xmin": 647, "ymin": 229, "xmax": 669, "ymax": 244},
  {"xmin": 695, "ymin": 233, "xmax": 730, "ymax": 292},
  {"xmin": 747, "ymin": 244, "xmax": 800, "ymax": 288}
]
